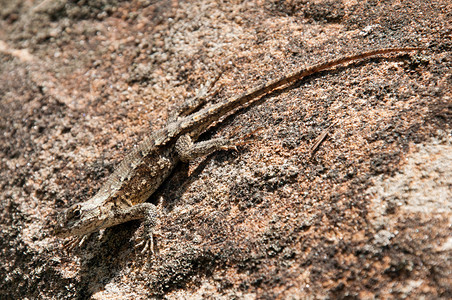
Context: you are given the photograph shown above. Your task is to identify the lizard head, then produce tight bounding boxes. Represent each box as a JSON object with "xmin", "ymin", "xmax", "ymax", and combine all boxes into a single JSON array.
[{"xmin": 53, "ymin": 203, "xmax": 101, "ymax": 238}]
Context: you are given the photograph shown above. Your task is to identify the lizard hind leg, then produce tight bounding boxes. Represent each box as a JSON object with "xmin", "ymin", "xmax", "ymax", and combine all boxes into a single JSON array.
[
  {"xmin": 168, "ymin": 71, "xmax": 224, "ymax": 122},
  {"xmin": 175, "ymin": 134, "xmax": 237, "ymax": 163},
  {"xmin": 175, "ymin": 124, "xmax": 263, "ymax": 162}
]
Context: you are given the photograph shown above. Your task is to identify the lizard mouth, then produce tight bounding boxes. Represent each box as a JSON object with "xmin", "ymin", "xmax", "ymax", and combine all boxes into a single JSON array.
[{"xmin": 53, "ymin": 223, "xmax": 70, "ymax": 238}]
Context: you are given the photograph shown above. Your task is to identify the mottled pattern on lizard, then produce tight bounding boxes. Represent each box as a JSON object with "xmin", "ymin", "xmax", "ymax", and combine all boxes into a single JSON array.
[{"xmin": 53, "ymin": 47, "xmax": 423, "ymax": 252}]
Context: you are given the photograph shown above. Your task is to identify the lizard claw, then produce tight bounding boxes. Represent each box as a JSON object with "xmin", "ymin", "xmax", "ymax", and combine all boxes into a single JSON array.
[
  {"xmin": 62, "ymin": 234, "xmax": 89, "ymax": 251},
  {"xmin": 134, "ymin": 230, "xmax": 161, "ymax": 255},
  {"xmin": 134, "ymin": 236, "xmax": 153, "ymax": 254},
  {"xmin": 220, "ymin": 144, "xmax": 238, "ymax": 152}
]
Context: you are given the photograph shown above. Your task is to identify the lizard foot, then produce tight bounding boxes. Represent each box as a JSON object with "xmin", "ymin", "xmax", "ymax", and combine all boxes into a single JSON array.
[
  {"xmin": 134, "ymin": 230, "xmax": 162, "ymax": 255},
  {"xmin": 62, "ymin": 234, "xmax": 90, "ymax": 251}
]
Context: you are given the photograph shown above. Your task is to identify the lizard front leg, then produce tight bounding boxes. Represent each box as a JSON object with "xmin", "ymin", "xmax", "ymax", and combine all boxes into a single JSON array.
[{"xmin": 112, "ymin": 203, "xmax": 159, "ymax": 254}]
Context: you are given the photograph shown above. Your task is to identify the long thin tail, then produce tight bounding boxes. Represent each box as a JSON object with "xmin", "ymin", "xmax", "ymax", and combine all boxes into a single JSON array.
[{"xmin": 173, "ymin": 47, "xmax": 425, "ymax": 138}]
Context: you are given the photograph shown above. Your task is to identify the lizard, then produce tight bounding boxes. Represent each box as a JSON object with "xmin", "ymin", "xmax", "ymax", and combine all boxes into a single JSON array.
[{"xmin": 53, "ymin": 46, "xmax": 423, "ymax": 252}]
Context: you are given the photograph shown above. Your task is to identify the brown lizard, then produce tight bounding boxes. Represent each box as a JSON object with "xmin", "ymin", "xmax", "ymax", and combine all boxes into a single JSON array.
[{"xmin": 53, "ymin": 47, "xmax": 423, "ymax": 252}]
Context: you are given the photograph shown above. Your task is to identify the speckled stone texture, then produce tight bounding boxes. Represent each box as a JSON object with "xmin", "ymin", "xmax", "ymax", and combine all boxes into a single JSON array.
[{"xmin": 0, "ymin": 0, "xmax": 450, "ymax": 298}]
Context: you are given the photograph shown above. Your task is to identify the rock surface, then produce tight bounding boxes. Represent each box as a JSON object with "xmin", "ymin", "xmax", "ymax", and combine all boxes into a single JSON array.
[{"xmin": 0, "ymin": 0, "xmax": 450, "ymax": 298}]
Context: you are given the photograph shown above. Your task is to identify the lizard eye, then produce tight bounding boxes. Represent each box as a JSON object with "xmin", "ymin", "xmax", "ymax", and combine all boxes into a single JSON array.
[{"xmin": 67, "ymin": 204, "xmax": 81, "ymax": 219}]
